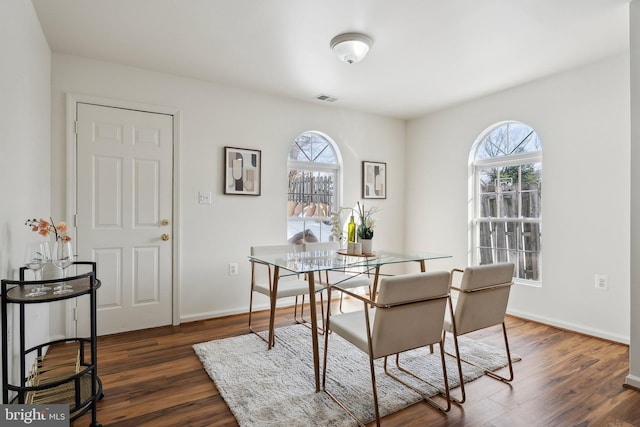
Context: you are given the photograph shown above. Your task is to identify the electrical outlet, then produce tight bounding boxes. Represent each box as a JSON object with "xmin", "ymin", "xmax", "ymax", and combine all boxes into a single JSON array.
[
  {"xmin": 229, "ymin": 262, "xmax": 238, "ymax": 276},
  {"xmin": 595, "ymin": 274, "xmax": 608, "ymax": 291}
]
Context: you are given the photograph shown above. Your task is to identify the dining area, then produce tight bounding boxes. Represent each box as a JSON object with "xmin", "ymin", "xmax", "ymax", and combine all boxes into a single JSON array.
[{"xmin": 221, "ymin": 242, "xmax": 518, "ymax": 426}]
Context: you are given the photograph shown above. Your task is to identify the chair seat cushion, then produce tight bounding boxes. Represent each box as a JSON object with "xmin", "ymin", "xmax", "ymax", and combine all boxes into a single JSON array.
[
  {"xmin": 330, "ymin": 309, "xmax": 376, "ymax": 354},
  {"xmin": 254, "ymin": 278, "xmax": 324, "ymax": 298}
]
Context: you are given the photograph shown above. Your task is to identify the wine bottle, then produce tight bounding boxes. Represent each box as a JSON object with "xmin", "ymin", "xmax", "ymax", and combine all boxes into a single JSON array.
[{"xmin": 347, "ymin": 214, "xmax": 356, "ymax": 243}]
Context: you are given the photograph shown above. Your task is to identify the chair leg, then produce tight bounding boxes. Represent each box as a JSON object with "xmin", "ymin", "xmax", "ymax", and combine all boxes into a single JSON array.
[
  {"xmin": 446, "ymin": 322, "xmax": 514, "ymax": 404},
  {"xmin": 294, "ymin": 293, "xmax": 327, "ymax": 335},
  {"xmin": 384, "ymin": 341, "xmax": 452, "ymax": 412},
  {"xmin": 322, "ymin": 297, "xmax": 331, "ymax": 391},
  {"xmin": 248, "ymin": 288, "xmax": 254, "ymax": 330},
  {"xmin": 368, "ymin": 349, "xmax": 382, "ymax": 426},
  {"xmin": 248, "ymin": 289, "xmax": 276, "ymax": 348},
  {"xmin": 322, "ymin": 315, "xmax": 370, "ymax": 427},
  {"xmin": 448, "ymin": 331, "xmax": 467, "ymax": 404},
  {"xmin": 484, "ymin": 322, "xmax": 514, "ymax": 382}
]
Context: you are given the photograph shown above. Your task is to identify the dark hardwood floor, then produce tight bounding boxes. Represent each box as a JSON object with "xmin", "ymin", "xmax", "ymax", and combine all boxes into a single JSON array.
[{"xmin": 64, "ymin": 303, "xmax": 640, "ymax": 427}]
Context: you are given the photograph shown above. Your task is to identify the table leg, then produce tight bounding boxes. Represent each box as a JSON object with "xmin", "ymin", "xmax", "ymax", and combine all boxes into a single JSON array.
[
  {"xmin": 417, "ymin": 259, "xmax": 434, "ymax": 352},
  {"xmin": 268, "ymin": 266, "xmax": 280, "ymax": 349},
  {"xmin": 306, "ymin": 273, "xmax": 321, "ymax": 392},
  {"xmin": 371, "ymin": 265, "xmax": 381, "ymax": 301}
]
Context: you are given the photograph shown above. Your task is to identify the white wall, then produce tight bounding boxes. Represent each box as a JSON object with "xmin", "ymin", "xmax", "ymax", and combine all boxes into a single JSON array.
[
  {"xmin": 628, "ymin": 0, "xmax": 640, "ymax": 389},
  {"xmin": 50, "ymin": 54, "xmax": 405, "ymax": 323},
  {"xmin": 0, "ymin": 0, "xmax": 51, "ymax": 391},
  {"xmin": 406, "ymin": 54, "xmax": 631, "ymax": 342}
]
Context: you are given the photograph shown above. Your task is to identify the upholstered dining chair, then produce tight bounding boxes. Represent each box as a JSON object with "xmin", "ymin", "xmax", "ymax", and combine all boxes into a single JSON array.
[
  {"xmin": 303, "ymin": 241, "xmax": 373, "ymax": 312},
  {"xmin": 322, "ymin": 271, "xmax": 452, "ymax": 426},
  {"xmin": 444, "ymin": 262, "xmax": 515, "ymax": 403},
  {"xmin": 249, "ymin": 244, "xmax": 326, "ymax": 348}
]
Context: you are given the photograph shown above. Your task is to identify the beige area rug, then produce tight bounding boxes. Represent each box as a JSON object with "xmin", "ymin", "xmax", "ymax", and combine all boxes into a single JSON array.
[{"xmin": 193, "ymin": 325, "xmax": 520, "ymax": 426}]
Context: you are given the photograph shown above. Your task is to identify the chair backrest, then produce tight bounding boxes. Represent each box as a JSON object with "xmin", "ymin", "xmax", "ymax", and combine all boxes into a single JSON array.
[
  {"xmin": 303, "ymin": 241, "xmax": 340, "ymax": 252},
  {"xmin": 251, "ymin": 244, "xmax": 297, "ymax": 283},
  {"xmin": 251, "ymin": 244, "xmax": 295, "ymax": 257},
  {"xmin": 453, "ymin": 263, "xmax": 515, "ymax": 335},
  {"xmin": 371, "ymin": 271, "xmax": 450, "ymax": 359}
]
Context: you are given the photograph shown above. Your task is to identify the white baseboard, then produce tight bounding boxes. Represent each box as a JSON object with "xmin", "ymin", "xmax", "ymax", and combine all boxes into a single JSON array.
[
  {"xmin": 180, "ymin": 293, "xmax": 343, "ymax": 324},
  {"xmin": 180, "ymin": 306, "xmax": 254, "ymax": 323},
  {"xmin": 181, "ymin": 299, "xmax": 299, "ymax": 323},
  {"xmin": 625, "ymin": 374, "xmax": 640, "ymax": 389},
  {"xmin": 507, "ymin": 308, "xmax": 629, "ymax": 344}
]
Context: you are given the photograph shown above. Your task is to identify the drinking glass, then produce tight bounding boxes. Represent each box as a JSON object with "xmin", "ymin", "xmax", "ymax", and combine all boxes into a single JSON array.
[
  {"xmin": 24, "ymin": 241, "xmax": 51, "ymax": 297},
  {"xmin": 52, "ymin": 240, "xmax": 75, "ymax": 294}
]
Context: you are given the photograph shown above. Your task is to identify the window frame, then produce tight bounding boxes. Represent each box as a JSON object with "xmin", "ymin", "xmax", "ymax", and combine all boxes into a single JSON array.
[
  {"xmin": 287, "ymin": 131, "xmax": 342, "ymax": 243},
  {"xmin": 470, "ymin": 122, "xmax": 542, "ymax": 287}
]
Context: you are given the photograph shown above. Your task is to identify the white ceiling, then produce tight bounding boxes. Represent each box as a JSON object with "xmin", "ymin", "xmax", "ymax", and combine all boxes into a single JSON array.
[{"xmin": 31, "ymin": 0, "xmax": 630, "ymax": 119}]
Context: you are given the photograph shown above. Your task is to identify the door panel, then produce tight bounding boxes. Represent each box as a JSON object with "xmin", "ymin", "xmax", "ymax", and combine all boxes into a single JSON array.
[{"xmin": 76, "ymin": 103, "xmax": 173, "ymax": 336}]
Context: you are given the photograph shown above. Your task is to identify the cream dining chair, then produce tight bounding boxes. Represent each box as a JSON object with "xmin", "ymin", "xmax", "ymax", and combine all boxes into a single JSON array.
[
  {"xmin": 249, "ymin": 244, "xmax": 326, "ymax": 348},
  {"xmin": 303, "ymin": 241, "xmax": 373, "ymax": 312},
  {"xmin": 322, "ymin": 271, "xmax": 452, "ymax": 426},
  {"xmin": 444, "ymin": 262, "xmax": 515, "ymax": 403}
]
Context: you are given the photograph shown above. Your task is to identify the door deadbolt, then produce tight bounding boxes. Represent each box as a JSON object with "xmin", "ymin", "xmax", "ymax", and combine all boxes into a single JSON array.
[{"xmin": 161, "ymin": 219, "xmax": 169, "ymax": 226}]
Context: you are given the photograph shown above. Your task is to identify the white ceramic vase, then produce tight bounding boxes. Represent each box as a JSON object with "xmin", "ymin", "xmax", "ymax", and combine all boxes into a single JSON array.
[{"xmin": 360, "ymin": 238, "xmax": 373, "ymax": 255}]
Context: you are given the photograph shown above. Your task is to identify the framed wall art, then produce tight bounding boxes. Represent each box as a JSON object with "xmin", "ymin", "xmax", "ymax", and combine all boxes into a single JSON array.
[
  {"xmin": 362, "ymin": 161, "xmax": 386, "ymax": 199},
  {"xmin": 224, "ymin": 146, "xmax": 261, "ymax": 196}
]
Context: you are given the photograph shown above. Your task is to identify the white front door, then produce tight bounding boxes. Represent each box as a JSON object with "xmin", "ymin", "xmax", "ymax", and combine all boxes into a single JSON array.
[{"xmin": 75, "ymin": 102, "xmax": 174, "ymax": 335}]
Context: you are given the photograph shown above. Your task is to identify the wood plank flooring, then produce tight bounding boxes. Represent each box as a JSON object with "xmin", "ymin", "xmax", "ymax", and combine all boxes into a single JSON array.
[{"xmin": 63, "ymin": 304, "xmax": 640, "ymax": 426}]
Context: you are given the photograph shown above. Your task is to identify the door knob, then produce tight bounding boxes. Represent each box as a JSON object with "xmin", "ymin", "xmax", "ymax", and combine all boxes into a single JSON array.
[
  {"xmin": 161, "ymin": 233, "xmax": 170, "ymax": 241},
  {"xmin": 161, "ymin": 219, "xmax": 169, "ymax": 226}
]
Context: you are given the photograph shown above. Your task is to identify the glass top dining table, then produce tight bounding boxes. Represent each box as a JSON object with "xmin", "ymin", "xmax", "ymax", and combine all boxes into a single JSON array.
[
  {"xmin": 249, "ymin": 248, "xmax": 451, "ymax": 274},
  {"xmin": 248, "ymin": 248, "xmax": 452, "ymax": 392}
]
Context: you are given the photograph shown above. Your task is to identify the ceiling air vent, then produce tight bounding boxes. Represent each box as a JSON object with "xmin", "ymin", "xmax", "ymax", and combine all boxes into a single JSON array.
[{"xmin": 315, "ymin": 94, "xmax": 338, "ymax": 103}]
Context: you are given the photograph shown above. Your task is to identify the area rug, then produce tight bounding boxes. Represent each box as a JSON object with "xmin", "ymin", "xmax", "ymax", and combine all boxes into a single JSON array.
[{"xmin": 193, "ymin": 325, "xmax": 520, "ymax": 426}]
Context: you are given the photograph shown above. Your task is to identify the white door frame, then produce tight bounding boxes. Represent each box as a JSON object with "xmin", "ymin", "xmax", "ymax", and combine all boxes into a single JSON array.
[{"xmin": 66, "ymin": 93, "xmax": 181, "ymax": 336}]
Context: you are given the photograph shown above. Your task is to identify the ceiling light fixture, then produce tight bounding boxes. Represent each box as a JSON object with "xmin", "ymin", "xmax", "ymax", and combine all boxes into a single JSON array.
[{"xmin": 330, "ymin": 33, "xmax": 373, "ymax": 64}]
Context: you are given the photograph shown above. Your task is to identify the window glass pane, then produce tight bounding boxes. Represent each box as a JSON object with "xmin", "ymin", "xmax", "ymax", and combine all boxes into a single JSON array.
[
  {"xmin": 476, "ymin": 246, "xmax": 493, "ymax": 265},
  {"xmin": 495, "ymin": 166, "xmax": 518, "ymax": 218},
  {"xmin": 493, "ymin": 222, "xmax": 508, "ymax": 249},
  {"xmin": 499, "ymin": 181, "xmax": 518, "ymax": 218},
  {"xmin": 518, "ymin": 250, "xmax": 541, "ymax": 281},
  {"xmin": 287, "ymin": 169, "xmax": 335, "ymax": 243},
  {"xmin": 477, "ymin": 222, "xmax": 494, "ymax": 264},
  {"xmin": 519, "ymin": 162, "xmax": 542, "ymax": 219},
  {"xmin": 475, "ymin": 123, "xmax": 541, "ymax": 160},
  {"xmin": 479, "ymin": 168, "xmax": 497, "ymax": 192},
  {"xmin": 517, "ymin": 238, "xmax": 541, "ymax": 280},
  {"xmin": 479, "ymin": 194, "xmax": 497, "ymax": 217},
  {"xmin": 289, "ymin": 132, "xmax": 337, "ymax": 164},
  {"xmin": 287, "ymin": 170, "xmax": 335, "ymax": 219}
]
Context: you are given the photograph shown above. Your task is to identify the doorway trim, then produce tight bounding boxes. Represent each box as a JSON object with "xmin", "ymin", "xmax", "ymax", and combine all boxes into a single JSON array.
[{"xmin": 66, "ymin": 93, "xmax": 181, "ymax": 336}]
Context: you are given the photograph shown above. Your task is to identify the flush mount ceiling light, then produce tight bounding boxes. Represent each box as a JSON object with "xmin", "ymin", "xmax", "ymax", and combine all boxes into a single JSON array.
[{"xmin": 330, "ymin": 32, "xmax": 373, "ymax": 64}]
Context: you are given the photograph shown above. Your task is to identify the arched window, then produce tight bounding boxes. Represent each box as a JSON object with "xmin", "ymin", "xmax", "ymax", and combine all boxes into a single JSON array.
[
  {"xmin": 470, "ymin": 121, "xmax": 542, "ymax": 285},
  {"xmin": 287, "ymin": 131, "xmax": 341, "ymax": 243}
]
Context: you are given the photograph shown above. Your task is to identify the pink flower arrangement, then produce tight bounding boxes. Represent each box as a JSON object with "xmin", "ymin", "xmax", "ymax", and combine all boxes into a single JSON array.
[{"xmin": 25, "ymin": 218, "xmax": 72, "ymax": 241}]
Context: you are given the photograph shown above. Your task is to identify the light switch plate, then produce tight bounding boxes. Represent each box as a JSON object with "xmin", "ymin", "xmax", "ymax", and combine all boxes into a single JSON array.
[{"xmin": 198, "ymin": 191, "xmax": 212, "ymax": 205}]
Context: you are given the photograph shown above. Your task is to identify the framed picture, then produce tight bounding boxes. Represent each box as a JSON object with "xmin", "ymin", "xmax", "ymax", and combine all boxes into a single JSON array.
[
  {"xmin": 362, "ymin": 161, "xmax": 386, "ymax": 199},
  {"xmin": 224, "ymin": 146, "xmax": 261, "ymax": 196}
]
